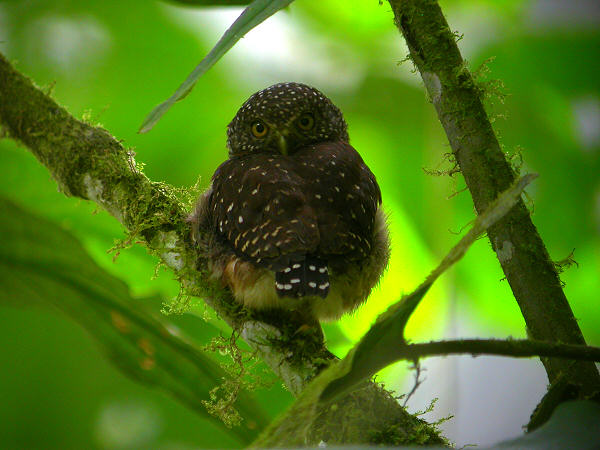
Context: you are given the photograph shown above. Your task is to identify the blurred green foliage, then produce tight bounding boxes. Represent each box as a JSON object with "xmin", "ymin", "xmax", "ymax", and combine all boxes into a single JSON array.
[{"xmin": 0, "ymin": 0, "xmax": 598, "ymax": 447}]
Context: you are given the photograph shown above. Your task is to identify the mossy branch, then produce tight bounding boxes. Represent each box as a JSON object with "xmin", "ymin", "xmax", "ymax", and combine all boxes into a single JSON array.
[
  {"xmin": 387, "ymin": 0, "xmax": 599, "ymax": 415},
  {"xmin": 0, "ymin": 53, "xmax": 447, "ymax": 446}
]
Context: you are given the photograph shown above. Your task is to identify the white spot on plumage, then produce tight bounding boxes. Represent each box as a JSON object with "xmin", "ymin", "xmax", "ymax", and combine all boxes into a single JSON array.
[
  {"xmin": 309, "ymin": 265, "xmax": 316, "ymax": 271},
  {"xmin": 319, "ymin": 282, "xmax": 330, "ymax": 290},
  {"xmin": 308, "ymin": 282, "xmax": 317, "ymax": 288},
  {"xmin": 292, "ymin": 264, "xmax": 301, "ymax": 269},
  {"xmin": 319, "ymin": 267, "xmax": 327, "ymax": 273},
  {"xmin": 238, "ymin": 216, "xmax": 244, "ymax": 223},
  {"xmin": 290, "ymin": 278, "xmax": 300, "ymax": 284}
]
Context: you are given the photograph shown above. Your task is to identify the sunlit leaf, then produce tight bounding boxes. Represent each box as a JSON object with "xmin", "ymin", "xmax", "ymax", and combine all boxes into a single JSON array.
[
  {"xmin": 139, "ymin": 0, "xmax": 295, "ymax": 133},
  {"xmin": 320, "ymin": 283, "xmax": 431, "ymax": 403},
  {"xmin": 0, "ymin": 197, "xmax": 268, "ymax": 443}
]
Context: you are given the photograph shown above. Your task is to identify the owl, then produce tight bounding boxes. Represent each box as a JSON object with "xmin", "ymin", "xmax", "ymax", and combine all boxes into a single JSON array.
[{"xmin": 190, "ymin": 82, "xmax": 389, "ymax": 321}]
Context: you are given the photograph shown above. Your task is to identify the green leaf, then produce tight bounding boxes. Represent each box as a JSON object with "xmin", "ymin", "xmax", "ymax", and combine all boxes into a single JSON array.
[
  {"xmin": 0, "ymin": 197, "xmax": 268, "ymax": 443},
  {"xmin": 320, "ymin": 283, "xmax": 431, "ymax": 403},
  {"xmin": 139, "ymin": 0, "xmax": 295, "ymax": 133}
]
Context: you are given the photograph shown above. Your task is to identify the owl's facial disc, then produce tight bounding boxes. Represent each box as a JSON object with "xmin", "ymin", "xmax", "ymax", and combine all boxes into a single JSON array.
[{"xmin": 227, "ymin": 82, "xmax": 349, "ymax": 156}]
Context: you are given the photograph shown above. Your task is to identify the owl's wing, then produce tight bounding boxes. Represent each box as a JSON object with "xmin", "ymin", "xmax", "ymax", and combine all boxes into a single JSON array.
[
  {"xmin": 295, "ymin": 141, "xmax": 381, "ymax": 261},
  {"xmin": 209, "ymin": 154, "xmax": 320, "ymax": 270}
]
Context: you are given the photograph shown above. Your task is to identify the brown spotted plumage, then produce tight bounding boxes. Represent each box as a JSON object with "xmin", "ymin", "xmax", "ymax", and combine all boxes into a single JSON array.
[{"xmin": 191, "ymin": 82, "xmax": 390, "ymax": 321}]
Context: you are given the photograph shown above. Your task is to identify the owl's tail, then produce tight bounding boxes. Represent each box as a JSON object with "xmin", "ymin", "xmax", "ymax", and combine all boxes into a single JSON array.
[{"xmin": 275, "ymin": 255, "xmax": 329, "ymax": 298}]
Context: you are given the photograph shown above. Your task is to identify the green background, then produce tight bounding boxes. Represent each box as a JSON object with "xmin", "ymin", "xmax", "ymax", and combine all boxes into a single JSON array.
[{"xmin": 0, "ymin": 0, "xmax": 598, "ymax": 447}]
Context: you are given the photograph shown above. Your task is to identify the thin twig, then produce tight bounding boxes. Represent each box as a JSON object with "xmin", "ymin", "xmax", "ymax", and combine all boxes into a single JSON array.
[
  {"xmin": 403, "ymin": 360, "xmax": 424, "ymax": 407},
  {"xmin": 400, "ymin": 339, "xmax": 600, "ymax": 362}
]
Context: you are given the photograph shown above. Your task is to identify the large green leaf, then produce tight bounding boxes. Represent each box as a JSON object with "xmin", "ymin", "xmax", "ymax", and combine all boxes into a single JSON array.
[
  {"xmin": 0, "ymin": 196, "xmax": 268, "ymax": 443},
  {"xmin": 139, "ymin": 0, "xmax": 294, "ymax": 133}
]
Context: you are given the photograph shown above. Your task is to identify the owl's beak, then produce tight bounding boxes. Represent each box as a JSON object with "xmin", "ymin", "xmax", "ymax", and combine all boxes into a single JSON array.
[{"xmin": 277, "ymin": 134, "xmax": 288, "ymax": 156}]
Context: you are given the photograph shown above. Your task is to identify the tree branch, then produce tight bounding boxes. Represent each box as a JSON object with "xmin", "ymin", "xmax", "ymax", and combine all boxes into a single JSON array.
[
  {"xmin": 387, "ymin": 0, "xmax": 599, "ymax": 400},
  {"xmin": 402, "ymin": 339, "xmax": 600, "ymax": 362},
  {"xmin": 0, "ymin": 50, "xmax": 320, "ymax": 394},
  {"xmin": 0, "ymin": 53, "xmax": 444, "ymax": 446}
]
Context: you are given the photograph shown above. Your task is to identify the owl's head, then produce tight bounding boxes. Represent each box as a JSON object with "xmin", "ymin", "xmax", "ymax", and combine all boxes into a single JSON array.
[{"xmin": 226, "ymin": 82, "xmax": 349, "ymax": 156}]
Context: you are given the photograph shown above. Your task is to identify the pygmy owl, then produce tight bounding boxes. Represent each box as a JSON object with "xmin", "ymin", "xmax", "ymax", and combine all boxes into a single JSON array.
[{"xmin": 191, "ymin": 82, "xmax": 389, "ymax": 321}]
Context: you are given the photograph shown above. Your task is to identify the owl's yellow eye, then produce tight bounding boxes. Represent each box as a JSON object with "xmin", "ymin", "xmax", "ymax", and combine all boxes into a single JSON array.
[
  {"xmin": 251, "ymin": 121, "xmax": 268, "ymax": 138},
  {"xmin": 297, "ymin": 113, "xmax": 315, "ymax": 130}
]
